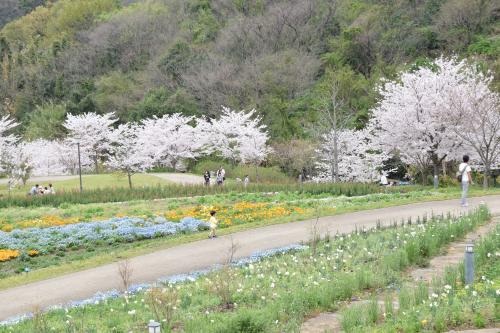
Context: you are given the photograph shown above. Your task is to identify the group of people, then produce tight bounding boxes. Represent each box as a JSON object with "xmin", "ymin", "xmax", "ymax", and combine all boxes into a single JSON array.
[
  {"xmin": 203, "ymin": 167, "xmax": 250, "ymax": 187},
  {"xmin": 29, "ymin": 184, "xmax": 55, "ymax": 196},
  {"xmin": 203, "ymin": 166, "xmax": 226, "ymax": 186}
]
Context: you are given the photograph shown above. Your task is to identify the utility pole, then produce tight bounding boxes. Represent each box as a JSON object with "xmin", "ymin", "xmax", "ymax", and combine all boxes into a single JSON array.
[{"xmin": 77, "ymin": 142, "xmax": 83, "ymax": 192}]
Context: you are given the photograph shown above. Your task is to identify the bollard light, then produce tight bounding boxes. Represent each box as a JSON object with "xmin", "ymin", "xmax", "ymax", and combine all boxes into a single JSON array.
[
  {"xmin": 464, "ymin": 243, "xmax": 474, "ymax": 286},
  {"xmin": 148, "ymin": 320, "xmax": 161, "ymax": 333}
]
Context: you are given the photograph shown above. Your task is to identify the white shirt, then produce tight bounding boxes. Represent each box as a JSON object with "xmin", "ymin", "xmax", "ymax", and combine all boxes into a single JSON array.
[
  {"xmin": 459, "ymin": 163, "xmax": 471, "ymax": 182},
  {"xmin": 380, "ymin": 175, "xmax": 388, "ymax": 185}
]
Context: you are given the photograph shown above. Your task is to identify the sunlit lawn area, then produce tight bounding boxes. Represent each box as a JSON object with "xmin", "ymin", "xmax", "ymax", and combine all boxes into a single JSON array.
[{"xmin": 0, "ymin": 173, "xmax": 171, "ymax": 196}]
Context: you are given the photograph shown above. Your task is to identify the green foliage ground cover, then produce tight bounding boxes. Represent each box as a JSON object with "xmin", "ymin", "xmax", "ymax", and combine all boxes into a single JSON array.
[
  {"xmin": 0, "ymin": 207, "xmax": 491, "ymax": 332},
  {"xmin": 341, "ymin": 225, "xmax": 500, "ymax": 333},
  {"xmin": 0, "ymin": 181, "xmax": 385, "ymax": 208}
]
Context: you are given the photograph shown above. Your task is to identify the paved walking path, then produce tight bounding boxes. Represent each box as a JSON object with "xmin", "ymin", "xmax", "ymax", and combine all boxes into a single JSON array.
[
  {"xmin": 149, "ymin": 172, "xmax": 204, "ymax": 185},
  {"xmin": 0, "ymin": 195, "xmax": 499, "ymax": 321}
]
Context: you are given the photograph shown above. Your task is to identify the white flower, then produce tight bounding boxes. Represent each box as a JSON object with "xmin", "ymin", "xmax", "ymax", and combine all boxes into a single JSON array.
[
  {"xmin": 472, "ymin": 291, "xmax": 478, "ymax": 297},
  {"xmin": 496, "ymin": 289, "xmax": 500, "ymax": 296},
  {"xmin": 487, "ymin": 252, "xmax": 491, "ymax": 257},
  {"xmin": 128, "ymin": 310, "xmax": 136, "ymax": 315},
  {"xmin": 444, "ymin": 285, "xmax": 452, "ymax": 290}
]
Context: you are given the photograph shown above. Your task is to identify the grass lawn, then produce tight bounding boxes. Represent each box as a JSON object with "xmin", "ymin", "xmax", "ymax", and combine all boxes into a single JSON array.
[
  {"xmin": 0, "ymin": 173, "xmax": 171, "ymax": 196},
  {"xmin": 0, "ymin": 187, "xmax": 499, "ymax": 290}
]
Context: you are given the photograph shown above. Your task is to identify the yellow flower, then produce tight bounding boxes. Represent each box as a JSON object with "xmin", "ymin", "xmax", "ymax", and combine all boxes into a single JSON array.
[
  {"xmin": 0, "ymin": 249, "xmax": 20, "ymax": 262},
  {"xmin": 421, "ymin": 319, "xmax": 428, "ymax": 326},
  {"xmin": 28, "ymin": 250, "xmax": 39, "ymax": 257}
]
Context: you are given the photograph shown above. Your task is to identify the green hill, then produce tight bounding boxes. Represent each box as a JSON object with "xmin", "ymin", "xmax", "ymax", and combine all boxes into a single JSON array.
[{"xmin": 0, "ymin": 0, "xmax": 499, "ymax": 139}]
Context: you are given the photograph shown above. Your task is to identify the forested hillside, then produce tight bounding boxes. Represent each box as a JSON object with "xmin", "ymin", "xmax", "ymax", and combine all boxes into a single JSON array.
[{"xmin": 0, "ymin": 0, "xmax": 499, "ymax": 140}]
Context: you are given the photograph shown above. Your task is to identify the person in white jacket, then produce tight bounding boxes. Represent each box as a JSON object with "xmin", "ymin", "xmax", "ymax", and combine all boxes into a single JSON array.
[{"xmin": 458, "ymin": 155, "xmax": 472, "ymax": 207}]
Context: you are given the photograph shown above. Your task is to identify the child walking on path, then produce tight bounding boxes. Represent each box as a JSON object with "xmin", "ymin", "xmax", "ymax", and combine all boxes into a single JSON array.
[{"xmin": 208, "ymin": 210, "xmax": 218, "ymax": 238}]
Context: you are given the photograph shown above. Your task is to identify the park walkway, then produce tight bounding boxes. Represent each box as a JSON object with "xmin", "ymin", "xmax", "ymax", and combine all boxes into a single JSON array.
[{"xmin": 0, "ymin": 195, "xmax": 499, "ymax": 321}]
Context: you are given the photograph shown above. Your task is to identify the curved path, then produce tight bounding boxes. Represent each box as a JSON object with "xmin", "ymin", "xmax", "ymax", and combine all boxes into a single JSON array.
[
  {"xmin": 149, "ymin": 172, "xmax": 204, "ymax": 185},
  {"xmin": 0, "ymin": 195, "xmax": 499, "ymax": 321}
]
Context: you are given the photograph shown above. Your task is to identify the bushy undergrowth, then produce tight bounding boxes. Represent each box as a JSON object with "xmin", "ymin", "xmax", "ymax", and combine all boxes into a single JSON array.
[
  {"xmin": 1, "ymin": 207, "xmax": 490, "ymax": 332},
  {"xmin": 0, "ymin": 182, "xmax": 390, "ymax": 208}
]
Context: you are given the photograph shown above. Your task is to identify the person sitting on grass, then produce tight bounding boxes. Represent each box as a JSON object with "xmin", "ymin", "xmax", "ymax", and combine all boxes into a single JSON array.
[{"xmin": 209, "ymin": 210, "xmax": 218, "ymax": 239}]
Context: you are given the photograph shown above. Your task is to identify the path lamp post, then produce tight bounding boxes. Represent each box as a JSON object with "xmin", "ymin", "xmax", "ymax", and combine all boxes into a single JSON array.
[
  {"xmin": 465, "ymin": 243, "xmax": 474, "ymax": 286},
  {"xmin": 77, "ymin": 142, "xmax": 83, "ymax": 193},
  {"xmin": 148, "ymin": 320, "xmax": 160, "ymax": 333}
]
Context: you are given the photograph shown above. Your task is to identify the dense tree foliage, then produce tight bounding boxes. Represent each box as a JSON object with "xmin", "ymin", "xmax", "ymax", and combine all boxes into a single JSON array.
[{"xmin": 0, "ymin": 0, "xmax": 498, "ymax": 140}]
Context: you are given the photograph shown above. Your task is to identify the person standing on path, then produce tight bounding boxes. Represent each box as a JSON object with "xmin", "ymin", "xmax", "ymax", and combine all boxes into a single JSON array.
[
  {"xmin": 458, "ymin": 155, "xmax": 473, "ymax": 207},
  {"xmin": 203, "ymin": 170, "xmax": 211, "ymax": 186},
  {"xmin": 208, "ymin": 210, "xmax": 218, "ymax": 238}
]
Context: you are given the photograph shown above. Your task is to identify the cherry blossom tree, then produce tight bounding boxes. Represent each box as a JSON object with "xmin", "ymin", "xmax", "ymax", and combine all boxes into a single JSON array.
[
  {"xmin": 369, "ymin": 57, "xmax": 463, "ymax": 188},
  {"xmin": 0, "ymin": 115, "xmax": 18, "ymax": 173},
  {"xmin": 64, "ymin": 112, "xmax": 117, "ymax": 174},
  {"xmin": 24, "ymin": 140, "xmax": 69, "ymax": 176},
  {"xmin": 210, "ymin": 107, "xmax": 271, "ymax": 165},
  {"xmin": 316, "ymin": 128, "xmax": 388, "ymax": 183},
  {"xmin": 442, "ymin": 64, "xmax": 500, "ymax": 188},
  {"xmin": 135, "ymin": 114, "xmax": 208, "ymax": 170},
  {"xmin": 107, "ymin": 124, "xmax": 152, "ymax": 188}
]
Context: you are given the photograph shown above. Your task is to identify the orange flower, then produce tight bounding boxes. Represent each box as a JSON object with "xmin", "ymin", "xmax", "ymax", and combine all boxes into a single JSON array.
[{"xmin": 0, "ymin": 249, "xmax": 20, "ymax": 262}]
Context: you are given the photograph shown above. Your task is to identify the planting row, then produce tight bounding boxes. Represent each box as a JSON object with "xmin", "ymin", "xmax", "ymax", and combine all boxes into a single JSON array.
[
  {"xmin": 1, "ymin": 189, "xmax": 445, "ymax": 232},
  {"xmin": 0, "ymin": 217, "xmax": 209, "ymax": 257},
  {"xmin": 0, "ymin": 182, "xmax": 400, "ymax": 208},
  {"xmin": 340, "ymin": 226, "xmax": 500, "ymax": 332},
  {"xmin": 1, "ymin": 206, "xmax": 491, "ymax": 332}
]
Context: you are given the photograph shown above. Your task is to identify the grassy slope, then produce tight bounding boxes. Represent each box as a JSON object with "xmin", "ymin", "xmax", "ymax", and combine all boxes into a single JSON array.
[{"xmin": 0, "ymin": 187, "xmax": 498, "ymax": 291}]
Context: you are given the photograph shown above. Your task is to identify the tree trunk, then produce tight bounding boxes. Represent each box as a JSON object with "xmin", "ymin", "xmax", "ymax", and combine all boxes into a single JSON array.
[
  {"xmin": 127, "ymin": 171, "xmax": 132, "ymax": 189},
  {"xmin": 483, "ymin": 165, "xmax": 490, "ymax": 189},
  {"xmin": 442, "ymin": 160, "xmax": 447, "ymax": 176},
  {"xmin": 94, "ymin": 155, "xmax": 99, "ymax": 174},
  {"xmin": 433, "ymin": 162, "xmax": 439, "ymax": 189},
  {"xmin": 332, "ymin": 106, "xmax": 339, "ymax": 183}
]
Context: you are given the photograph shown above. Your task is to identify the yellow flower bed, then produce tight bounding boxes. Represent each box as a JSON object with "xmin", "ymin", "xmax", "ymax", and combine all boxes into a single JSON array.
[
  {"xmin": 165, "ymin": 201, "xmax": 308, "ymax": 227},
  {"xmin": 2, "ymin": 215, "xmax": 81, "ymax": 231},
  {"xmin": 0, "ymin": 249, "xmax": 20, "ymax": 262}
]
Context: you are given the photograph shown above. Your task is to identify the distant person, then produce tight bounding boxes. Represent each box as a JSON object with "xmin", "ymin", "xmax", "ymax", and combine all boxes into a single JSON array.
[
  {"xmin": 380, "ymin": 173, "xmax": 388, "ymax": 186},
  {"xmin": 298, "ymin": 173, "xmax": 303, "ymax": 183},
  {"xmin": 220, "ymin": 166, "xmax": 226, "ymax": 183},
  {"xmin": 458, "ymin": 155, "xmax": 473, "ymax": 207},
  {"xmin": 203, "ymin": 171, "xmax": 210, "ymax": 186},
  {"xmin": 208, "ymin": 210, "xmax": 218, "ymax": 239},
  {"xmin": 244, "ymin": 175, "xmax": 249, "ymax": 187},
  {"xmin": 48, "ymin": 183, "xmax": 55, "ymax": 194},
  {"xmin": 216, "ymin": 173, "xmax": 223, "ymax": 186},
  {"xmin": 29, "ymin": 184, "xmax": 39, "ymax": 196}
]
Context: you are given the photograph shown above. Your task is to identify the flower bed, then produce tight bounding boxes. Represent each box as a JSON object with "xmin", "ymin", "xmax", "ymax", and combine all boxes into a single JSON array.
[
  {"xmin": 0, "ymin": 217, "xmax": 209, "ymax": 258},
  {"xmin": 1, "ymin": 207, "xmax": 491, "ymax": 332},
  {"xmin": 164, "ymin": 201, "xmax": 309, "ymax": 227}
]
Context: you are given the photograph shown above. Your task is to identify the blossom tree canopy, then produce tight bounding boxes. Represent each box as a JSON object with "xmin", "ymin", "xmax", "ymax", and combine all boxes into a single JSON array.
[
  {"xmin": 63, "ymin": 112, "xmax": 118, "ymax": 173},
  {"xmin": 107, "ymin": 124, "xmax": 153, "ymax": 188},
  {"xmin": 136, "ymin": 113, "xmax": 208, "ymax": 170},
  {"xmin": 0, "ymin": 115, "xmax": 19, "ymax": 174},
  {"xmin": 210, "ymin": 107, "xmax": 271, "ymax": 164},
  {"xmin": 316, "ymin": 128, "xmax": 388, "ymax": 183},
  {"xmin": 440, "ymin": 63, "xmax": 500, "ymax": 188},
  {"xmin": 24, "ymin": 139, "xmax": 68, "ymax": 176},
  {"xmin": 369, "ymin": 57, "xmax": 465, "ymax": 184}
]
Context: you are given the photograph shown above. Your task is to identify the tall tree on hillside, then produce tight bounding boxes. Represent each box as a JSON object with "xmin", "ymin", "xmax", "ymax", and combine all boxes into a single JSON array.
[
  {"xmin": 369, "ymin": 57, "xmax": 464, "ymax": 188},
  {"xmin": 63, "ymin": 112, "xmax": 117, "ymax": 174},
  {"xmin": 0, "ymin": 115, "xmax": 18, "ymax": 173}
]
